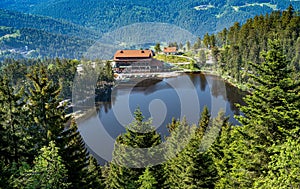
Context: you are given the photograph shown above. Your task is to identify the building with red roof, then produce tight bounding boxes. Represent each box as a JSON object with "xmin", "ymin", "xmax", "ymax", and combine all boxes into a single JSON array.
[
  {"xmin": 113, "ymin": 50, "xmax": 163, "ymax": 73},
  {"xmin": 163, "ymin": 47, "xmax": 177, "ymax": 55}
]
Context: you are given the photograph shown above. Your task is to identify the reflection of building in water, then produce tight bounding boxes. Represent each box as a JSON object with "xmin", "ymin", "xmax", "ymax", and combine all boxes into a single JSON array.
[{"xmin": 113, "ymin": 50, "xmax": 164, "ymax": 73}]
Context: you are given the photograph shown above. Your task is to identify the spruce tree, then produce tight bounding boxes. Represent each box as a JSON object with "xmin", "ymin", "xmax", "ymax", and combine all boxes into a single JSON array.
[
  {"xmin": 254, "ymin": 137, "xmax": 300, "ymax": 188},
  {"xmin": 164, "ymin": 107, "xmax": 221, "ymax": 188},
  {"xmin": 209, "ymin": 120, "xmax": 234, "ymax": 188},
  {"xmin": 26, "ymin": 65, "xmax": 91, "ymax": 188},
  {"xmin": 85, "ymin": 155, "xmax": 105, "ymax": 189},
  {"xmin": 26, "ymin": 65, "xmax": 66, "ymax": 152},
  {"xmin": 218, "ymin": 40, "xmax": 300, "ymax": 187},
  {"xmin": 238, "ymin": 39, "xmax": 300, "ymax": 139},
  {"xmin": 137, "ymin": 167, "xmax": 158, "ymax": 189},
  {"xmin": 11, "ymin": 141, "xmax": 70, "ymax": 189},
  {"xmin": 105, "ymin": 108, "xmax": 163, "ymax": 189},
  {"xmin": 60, "ymin": 121, "xmax": 90, "ymax": 188},
  {"xmin": 163, "ymin": 118, "xmax": 195, "ymax": 188},
  {"xmin": 0, "ymin": 75, "xmax": 28, "ymax": 164}
]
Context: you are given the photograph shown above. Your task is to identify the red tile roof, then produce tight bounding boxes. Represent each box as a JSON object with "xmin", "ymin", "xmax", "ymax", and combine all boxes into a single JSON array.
[
  {"xmin": 114, "ymin": 50, "xmax": 153, "ymax": 60},
  {"xmin": 163, "ymin": 47, "xmax": 177, "ymax": 53}
]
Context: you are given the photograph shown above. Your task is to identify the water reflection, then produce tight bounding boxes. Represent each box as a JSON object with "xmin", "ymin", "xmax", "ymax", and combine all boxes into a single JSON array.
[
  {"xmin": 91, "ymin": 73, "xmax": 245, "ymax": 134},
  {"xmin": 78, "ymin": 73, "xmax": 246, "ymax": 164}
]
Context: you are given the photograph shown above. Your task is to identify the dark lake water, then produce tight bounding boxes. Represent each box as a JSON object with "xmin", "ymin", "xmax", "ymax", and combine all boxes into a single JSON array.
[{"xmin": 77, "ymin": 73, "xmax": 246, "ymax": 164}]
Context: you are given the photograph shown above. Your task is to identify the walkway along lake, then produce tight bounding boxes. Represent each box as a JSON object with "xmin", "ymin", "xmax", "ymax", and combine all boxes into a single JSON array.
[{"xmin": 77, "ymin": 73, "xmax": 247, "ymax": 164}]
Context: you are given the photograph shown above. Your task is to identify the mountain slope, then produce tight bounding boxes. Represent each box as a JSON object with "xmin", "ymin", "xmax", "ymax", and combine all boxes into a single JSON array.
[
  {"xmin": 0, "ymin": 26, "xmax": 94, "ymax": 60},
  {"xmin": 1, "ymin": 0, "xmax": 299, "ymax": 37},
  {"xmin": 0, "ymin": 9, "xmax": 101, "ymax": 40}
]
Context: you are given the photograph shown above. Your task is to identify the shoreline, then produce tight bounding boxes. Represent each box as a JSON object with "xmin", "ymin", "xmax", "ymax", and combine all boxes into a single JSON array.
[
  {"xmin": 199, "ymin": 69, "xmax": 248, "ymax": 92},
  {"xmin": 70, "ymin": 70, "xmax": 248, "ymax": 122}
]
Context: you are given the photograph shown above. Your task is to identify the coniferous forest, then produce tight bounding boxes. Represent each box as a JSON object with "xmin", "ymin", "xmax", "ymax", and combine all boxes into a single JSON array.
[{"xmin": 0, "ymin": 6, "xmax": 300, "ymax": 189}]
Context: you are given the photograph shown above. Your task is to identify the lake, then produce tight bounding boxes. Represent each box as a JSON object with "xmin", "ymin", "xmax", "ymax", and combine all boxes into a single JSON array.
[{"xmin": 76, "ymin": 73, "xmax": 246, "ymax": 164}]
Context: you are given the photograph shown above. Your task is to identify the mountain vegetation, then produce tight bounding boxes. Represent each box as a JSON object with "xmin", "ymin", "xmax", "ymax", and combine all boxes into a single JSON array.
[
  {"xmin": 1, "ymin": 35, "xmax": 300, "ymax": 187},
  {"xmin": 1, "ymin": 0, "xmax": 299, "ymax": 37},
  {"xmin": 0, "ymin": 9, "xmax": 100, "ymax": 39},
  {"xmin": 0, "ymin": 9, "xmax": 98, "ymax": 60},
  {"xmin": 204, "ymin": 5, "xmax": 300, "ymax": 85},
  {"xmin": 0, "ymin": 3, "xmax": 300, "ymax": 189},
  {"xmin": 0, "ymin": 58, "xmax": 113, "ymax": 188},
  {"xmin": 0, "ymin": 1, "xmax": 299, "ymax": 60}
]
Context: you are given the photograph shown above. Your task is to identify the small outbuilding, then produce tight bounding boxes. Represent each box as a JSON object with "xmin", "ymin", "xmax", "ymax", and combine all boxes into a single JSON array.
[{"xmin": 163, "ymin": 47, "xmax": 177, "ymax": 55}]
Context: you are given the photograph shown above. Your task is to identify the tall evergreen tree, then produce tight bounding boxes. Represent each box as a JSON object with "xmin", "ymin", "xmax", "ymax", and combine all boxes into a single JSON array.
[
  {"xmin": 26, "ymin": 65, "xmax": 66, "ymax": 151},
  {"xmin": 164, "ymin": 107, "xmax": 222, "ymax": 188},
  {"xmin": 85, "ymin": 155, "xmax": 105, "ymax": 189},
  {"xmin": 26, "ymin": 65, "xmax": 92, "ymax": 188},
  {"xmin": 217, "ymin": 40, "xmax": 300, "ymax": 187},
  {"xmin": 137, "ymin": 167, "xmax": 158, "ymax": 189},
  {"xmin": 60, "ymin": 121, "xmax": 90, "ymax": 188},
  {"xmin": 254, "ymin": 137, "xmax": 300, "ymax": 188},
  {"xmin": 105, "ymin": 108, "xmax": 163, "ymax": 189},
  {"xmin": 11, "ymin": 141, "xmax": 70, "ymax": 189},
  {"xmin": 0, "ymin": 76, "xmax": 27, "ymax": 164}
]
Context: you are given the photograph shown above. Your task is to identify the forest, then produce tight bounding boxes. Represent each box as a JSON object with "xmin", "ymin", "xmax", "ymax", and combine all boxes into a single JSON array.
[
  {"xmin": 0, "ymin": 26, "xmax": 95, "ymax": 60},
  {"xmin": 2, "ymin": 0, "xmax": 300, "ymax": 37},
  {"xmin": 0, "ymin": 9, "xmax": 98, "ymax": 60},
  {"xmin": 201, "ymin": 6, "xmax": 300, "ymax": 85},
  {"xmin": 1, "ymin": 1, "xmax": 300, "ymax": 60},
  {"xmin": 0, "ymin": 5, "xmax": 300, "ymax": 189}
]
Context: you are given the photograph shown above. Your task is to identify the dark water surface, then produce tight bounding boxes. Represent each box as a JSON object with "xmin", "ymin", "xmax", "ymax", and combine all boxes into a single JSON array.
[{"xmin": 78, "ymin": 73, "xmax": 246, "ymax": 164}]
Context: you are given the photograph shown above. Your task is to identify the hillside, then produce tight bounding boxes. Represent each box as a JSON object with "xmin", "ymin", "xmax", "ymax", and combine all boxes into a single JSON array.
[
  {"xmin": 0, "ymin": 9, "xmax": 101, "ymax": 40},
  {"xmin": 1, "ymin": 0, "xmax": 299, "ymax": 37},
  {"xmin": 0, "ymin": 26, "xmax": 94, "ymax": 60},
  {"xmin": 207, "ymin": 6, "xmax": 300, "ymax": 86},
  {"xmin": 0, "ymin": 0, "xmax": 300, "ymax": 60},
  {"xmin": 0, "ymin": 9, "xmax": 101, "ymax": 60}
]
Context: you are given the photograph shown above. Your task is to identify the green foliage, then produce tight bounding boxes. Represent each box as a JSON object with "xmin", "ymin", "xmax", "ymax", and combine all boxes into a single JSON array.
[
  {"xmin": 0, "ymin": 75, "xmax": 28, "ymax": 164},
  {"xmin": 154, "ymin": 43, "xmax": 161, "ymax": 53},
  {"xmin": 164, "ymin": 109, "xmax": 226, "ymax": 188},
  {"xmin": 137, "ymin": 167, "xmax": 158, "ymax": 189},
  {"xmin": 215, "ymin": 40, "xmax": 300, "ymax": 188},
  {"xmin": 26, "ymin": 65, "xmax": 65, "ymax": 149},
  {"xmin": 11, "ymin": 141, "xmax": 70, "ymax": 189},
  {"xmin": 254, "ymin": 137, "xmax": 300, "ymax": 188},
  {"xmin": 47, "ymin": 58, "xmax": 79, "ymax": 99},
  {"xmin": 85, "ymin": 155, "xmax": 105, "ymax": 189},
  {"xmin": 0, "ymin": 60, "xmax": 101, "ymax": 188},
  {"xmin": 155, "ymin": 54, "xmax": 190, "ymax": 63},
  {"xmin": 214, "ymin": 6, "xmax": 300, "ymax": 83},
  {"xmin": 60, "ymin": 121, "xmax": 90, "ymax": 188},
  {"xmin": 239, "ymin": 40, "xmax": 300, "ymax": 138},
  {"xmin": 105, "ymin": 108, "xmax": 163, "ymax": 189},
  {"xmin": 198, "ymin": 49, "xmax": 206, "ymax": 64}
]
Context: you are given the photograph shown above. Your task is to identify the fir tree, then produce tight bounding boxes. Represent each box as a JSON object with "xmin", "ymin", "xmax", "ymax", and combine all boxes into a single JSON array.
[
  {"xmin": 164, "ymin": 108, "xmax": 222, "ymax": 188},
  {"xmin": 0, "ymin": 76, "xmax": 27, "ymax": 164},
  {"xmin": 60, "ymin": 120, "xmax": 90, "ymax": 188},
  {"xmin": 26, "ymin": 65, "xmax": 66, "ymax": 152},
  {"xmin": 27, "ymin": 65, "xmax": 91, "ymax": 188},
  {"xmin": 254, "ymin": 137, "xmax": 300, "ymax": 188},
  {"xmin": 137, "ymin": 167, "xmax": 158, "ymax": 189},
  {"xmin": 217, "ymin": 40, "xmax": 300, "ymax": 187},
  {"xmin": 11, "ymin": 141, "xmax": 70, "ymax": 189},
  {"xmin": 105, "ymin": 108, "xmax": 163, "ymax": 189},
  {"xmin": 85, "ymin": 155, "xmax": 105, "ymax": 189}
]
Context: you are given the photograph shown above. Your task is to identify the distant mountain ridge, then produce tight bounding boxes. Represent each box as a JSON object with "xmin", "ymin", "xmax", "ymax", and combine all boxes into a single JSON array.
[
  {"xmin": 1, "ymin": 0, "xmax": 299, "ymax": 36},
  {"xmin": 0, "ymin": 0, "xmax": 300, "ymax": 59}
]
